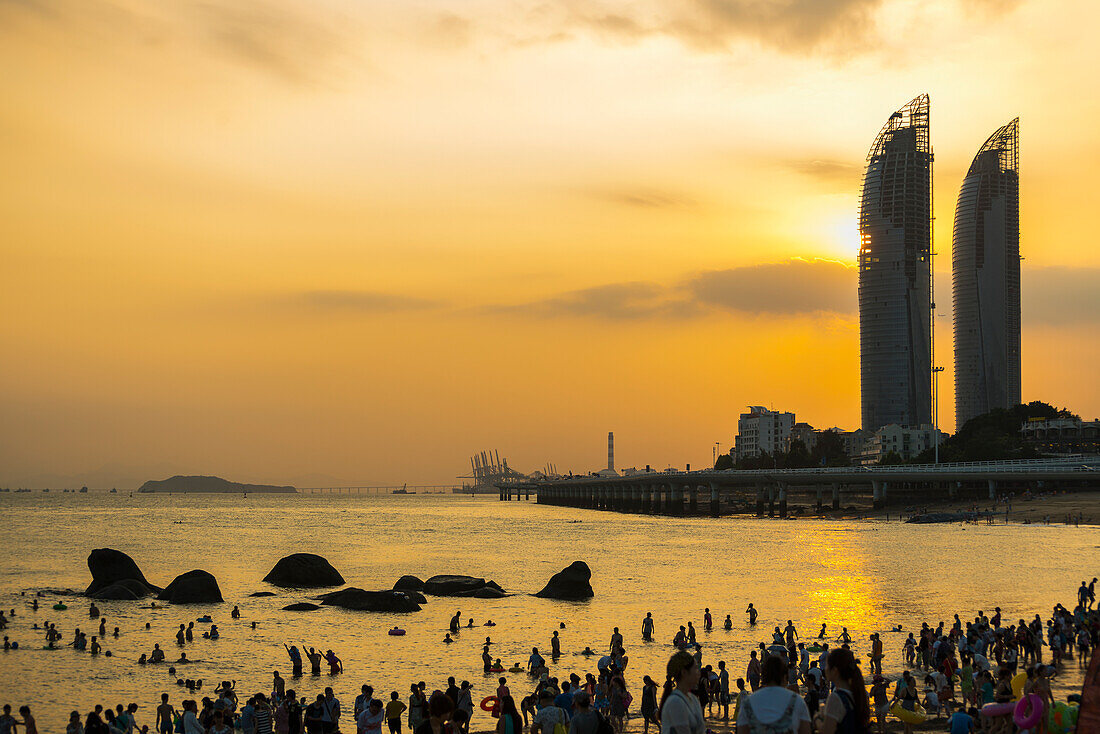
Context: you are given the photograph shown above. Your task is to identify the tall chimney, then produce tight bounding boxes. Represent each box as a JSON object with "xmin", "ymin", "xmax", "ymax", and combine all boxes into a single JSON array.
[{"xmin": 607, "ymin": 432, "xmax": 614, "ymax": 472}]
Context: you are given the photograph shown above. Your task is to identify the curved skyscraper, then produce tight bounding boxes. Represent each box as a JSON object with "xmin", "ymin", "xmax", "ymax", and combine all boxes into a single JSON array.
[
  {"xmin": 952, "ymin": 119, "xmax": 1020, "ymax": 429},
  {"xmin": 858, "ymin": 94, "xmax": 933, "ymax": 433}
]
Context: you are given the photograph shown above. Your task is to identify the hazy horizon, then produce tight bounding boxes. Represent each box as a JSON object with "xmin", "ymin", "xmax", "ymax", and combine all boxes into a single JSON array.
[{"xmin": 2, "ymin": 0, "xmax": 1098, "ymax": 488}]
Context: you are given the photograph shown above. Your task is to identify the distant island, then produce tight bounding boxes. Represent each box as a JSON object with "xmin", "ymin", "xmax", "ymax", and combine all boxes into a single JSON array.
[{"xmin": 137, "ymin": 475, "xmax": 297, "ymax": 494}]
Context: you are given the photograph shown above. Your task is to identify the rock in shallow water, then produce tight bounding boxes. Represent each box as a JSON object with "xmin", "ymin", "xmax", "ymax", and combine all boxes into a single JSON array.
[
  {"xmin": 393, "ymin": 575, "xmax": 424, "ymax": 592},
  {"xmin": 422, "ymin": 575, "xmax": 506, "ymax": 597},
  {"xmin": 316, "ymin": 587, "xmax": 421, "ymax": 612},
  {"xmin": 534, "ymin": 561, "xmax": 593, "ymax": 600},
  {"xmin": 91, "ymin": 579, "xmax": 159, "ymax": 600},
  {"xmin": 85, "ymin": 548, "xmax": 160, "ymax": 597},
  {"xmin": 282, "ymin": 602, "xmax": 321, "ymax": 611},
  {"xmin": 158, "ymin": 570, "xmax": 223, "ymax": 604},
  {"xmin": 263, "ymin": 553, "xmax": 345, "ymax": 588}
]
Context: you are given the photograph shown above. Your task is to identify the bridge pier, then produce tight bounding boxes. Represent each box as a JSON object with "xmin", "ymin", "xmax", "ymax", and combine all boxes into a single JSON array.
[
  {"xmin": 767, "ymin": 486, "xmax": 775, "ymax": 517},
  {"xmin": 832, "ymin": 483, "xmax": 840, "ymax": 510},
  {"xmin": 641, "ymin": 485, "xmax": 651, "ymax": 513},
  {"xmin": 709, "ymin": 482, "xmax": 720, "ymax": 518},
  {"xmin": 756, "ymin": 483, "xmax": 765, "ymax": 516},
  {"xmin": 950, "ymin": 481, "xmax": 960, "ymax": 499},
  {"xmin": 988, "ymin": 479, "xmax": 997, "ymax": 501},
  {"xmin": 688, "ymin": 484, "xmax": 698, "ymax": 515},
  {"xmin": 670, "ymin": 485, "xmax": 684, "ymax": 516},
  {"xmin": 872, "ymin": 480, "xmax": 883, "ymax": 509},
  {"xmin": 815, "ymin": 486, "xmax": 823, "ymax": 512},
  {"xmin": 778, "ymin": 483, "xmax": 788, "ymax": 518}
]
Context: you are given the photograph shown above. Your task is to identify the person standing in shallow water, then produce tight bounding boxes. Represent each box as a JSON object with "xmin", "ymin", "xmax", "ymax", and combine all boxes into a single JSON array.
[
  {"xmin": 642, "ymin": 613, "xmax": 654, "ymax": 642},
  {"xmin": 285, "ymin": 644, "xmax": 303, "ymax": 676},
  {"xmin": 304, "ymin": 646, "xmax": 322, "ymax": 675},
  {"xmin": 745, "ymin": 604, "xmax": 757, "ymax": 625}
]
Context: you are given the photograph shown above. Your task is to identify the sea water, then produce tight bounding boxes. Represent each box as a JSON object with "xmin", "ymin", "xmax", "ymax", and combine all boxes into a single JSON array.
[{"xmin": 0, "ymin": 492, "xmax": 1094, "ymax": 727}]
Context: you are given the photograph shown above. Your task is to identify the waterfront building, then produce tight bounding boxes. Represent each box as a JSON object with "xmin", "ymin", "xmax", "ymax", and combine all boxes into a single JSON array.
[
  {"xmin": 735, "ymin": 406, "xmax": 794, "ymax": 460},
  {"xmin": 788, "ymin": 422, "xmax": 819, "ymax": 452},
  {"xmin": 952, "ymin": 119, "xmax": 1021, "ymax": 429},
  {"xmin": 1021, "ymin": 417, "xmax": 1100, "ymax": 455},
  {"xmin": 858, "ymin": 94, "xmax": 933, "ymax": 433},
  {"xmin": 860, "ymin": 423, "xmax": 944, "ymax": 465}
]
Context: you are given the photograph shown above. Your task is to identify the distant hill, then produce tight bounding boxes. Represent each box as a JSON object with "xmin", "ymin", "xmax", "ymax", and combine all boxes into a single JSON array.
[{"xmin": 137, "ymin": 475, "xmax": 297, "ymax": 494}]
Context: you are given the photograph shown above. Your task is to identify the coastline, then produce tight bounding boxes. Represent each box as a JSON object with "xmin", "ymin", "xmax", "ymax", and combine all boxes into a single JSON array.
[{"xmin": 719, "ymin": 488, "xmax": 1100, "ymax": 526}]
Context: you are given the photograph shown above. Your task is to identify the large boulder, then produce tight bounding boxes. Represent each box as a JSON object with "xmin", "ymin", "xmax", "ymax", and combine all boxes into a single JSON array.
[
  {"xmin": 249, "ymin": 591, "xmax": 276, "ymax": 597},
  {"xmin": 316, "ymin": 587, "xmax": 421, "ymax": 613},
  {"xmin": 158, "ymin": 570, "xmax": 223, "ymax": 604},
  {"xmin": 393, "ymin": 575, "xmax": 424, "ymax": 591},
  {"xmin": 423, "ymin": 575, "xmax": 506, "ymax": 597},
  {"xmin": 263, "ymin": 554, "xmax": 345, "ymax": 588},
  {"xmin": 85, "ymin": 548, "xmax": 159, "ymax": 596},
  {"xmin": 91, "ymin": 579, "xmax": 158, "ymax": 600},
  {"xmin": 534, "ymin": 561, "xmax": 593, "ymax": 600}
]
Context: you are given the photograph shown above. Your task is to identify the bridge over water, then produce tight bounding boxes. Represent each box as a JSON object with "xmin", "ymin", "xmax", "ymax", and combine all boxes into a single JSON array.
[{"xmin": 531, "ymin": 457, "xmax": 1100, "ymax": 517}]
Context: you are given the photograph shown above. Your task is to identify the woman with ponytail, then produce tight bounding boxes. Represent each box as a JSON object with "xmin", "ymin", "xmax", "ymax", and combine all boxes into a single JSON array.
[
  {"xmin": 817, "ymin": 648, "xmax": 870, "ymax": 734},
  {"xmin": 658, "ymin": 651, "xmax": 704, "ymax": 734}
]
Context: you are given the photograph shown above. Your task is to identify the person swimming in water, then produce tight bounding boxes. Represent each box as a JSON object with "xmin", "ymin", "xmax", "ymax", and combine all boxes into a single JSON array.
[
  {"xmin": 444, "ymin": 633, "xmax": 454, "ymax": 644},
  {"xmin": 580, "ymin": 646, "xmax": 595, "ymax": 656},
  {"xmin": 231, "ymin": 606, "xmax": 240, "ymax": 619},
  {"xmin": 723, "ymin": 615, "xmax": 733, "ymax": 630}
]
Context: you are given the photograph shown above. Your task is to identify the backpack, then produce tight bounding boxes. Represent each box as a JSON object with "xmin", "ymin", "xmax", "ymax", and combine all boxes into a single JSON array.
[
  {"xmin": 743, "ymin": 692, "xmax": 797, "ymax": 734},
  {"xmin": 550, "ymin": 707, "xmax": 567, "ymax": 734}
]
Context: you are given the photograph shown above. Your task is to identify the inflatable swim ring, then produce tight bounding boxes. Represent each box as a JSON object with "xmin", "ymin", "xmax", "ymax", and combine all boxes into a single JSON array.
[
  {"xmin": 508, "ymin": 666, "xmax": 524, "ymax": 673},
  {"xmin": 980, "ymin": 702, "xmax": 1015, "ymax": 718},
  {"xmin": 1013, "ymin": 694, "xmax": 1044, "ymax": 730},
  {"xmin": 388, "ymin": 628, "xmax": 406, "ymax": 636},
  {"xmin": 52, "ymin": 603, "xmax": 67, "ymax": 610},
  {"xmin": 489, "ymin": 665, "xmax": 504, "ymax": 673},
  {"xmin": 806, "ymin": 645, "xmax": 823, "ymax": 653},
  {"xmin": 196, "ymin": 616, "xmax": 212, "ymax": 623},
  {"xmin": 1010, "ymin": 671, "xmax": 1027, "ymax": 700},
  {"xmin": 890, "ymin": 703, "xmax": 927, "ymax": 725},
  {"xmin": 480, "ymin": 696, "xmax": 499, "ymax": 712},
  {"xmin": 1046, "ymin": 701, "xmax": 1078, "ymax": 733}
]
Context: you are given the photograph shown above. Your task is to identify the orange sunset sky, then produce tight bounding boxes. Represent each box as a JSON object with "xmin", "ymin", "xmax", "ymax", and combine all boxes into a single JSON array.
[{"xmin": 2, "ymin": 0, "xmax": 1098, "ymax": 488}]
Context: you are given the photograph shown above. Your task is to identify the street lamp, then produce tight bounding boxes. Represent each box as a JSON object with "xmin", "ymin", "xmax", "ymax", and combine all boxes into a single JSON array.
[{"xmin": 932, "ymin": 366, "xmax": 945, "ymax": 463}]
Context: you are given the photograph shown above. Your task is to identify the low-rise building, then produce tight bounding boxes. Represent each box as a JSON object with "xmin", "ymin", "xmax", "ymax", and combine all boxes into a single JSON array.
[
  {"xmin": 787, "ymin": 422, "xmax": 819, "ymax": 452},
  {"xmin": 1021, "ymin": 418, "xmax": 1100, "ymax": 455},
  {"xmin": 860, "ymin": 424, "xmax": 945, "ymax": 465},
  {"xmin": 735, "ymin": 406, "xmax": 795, "ymax": 460}
]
